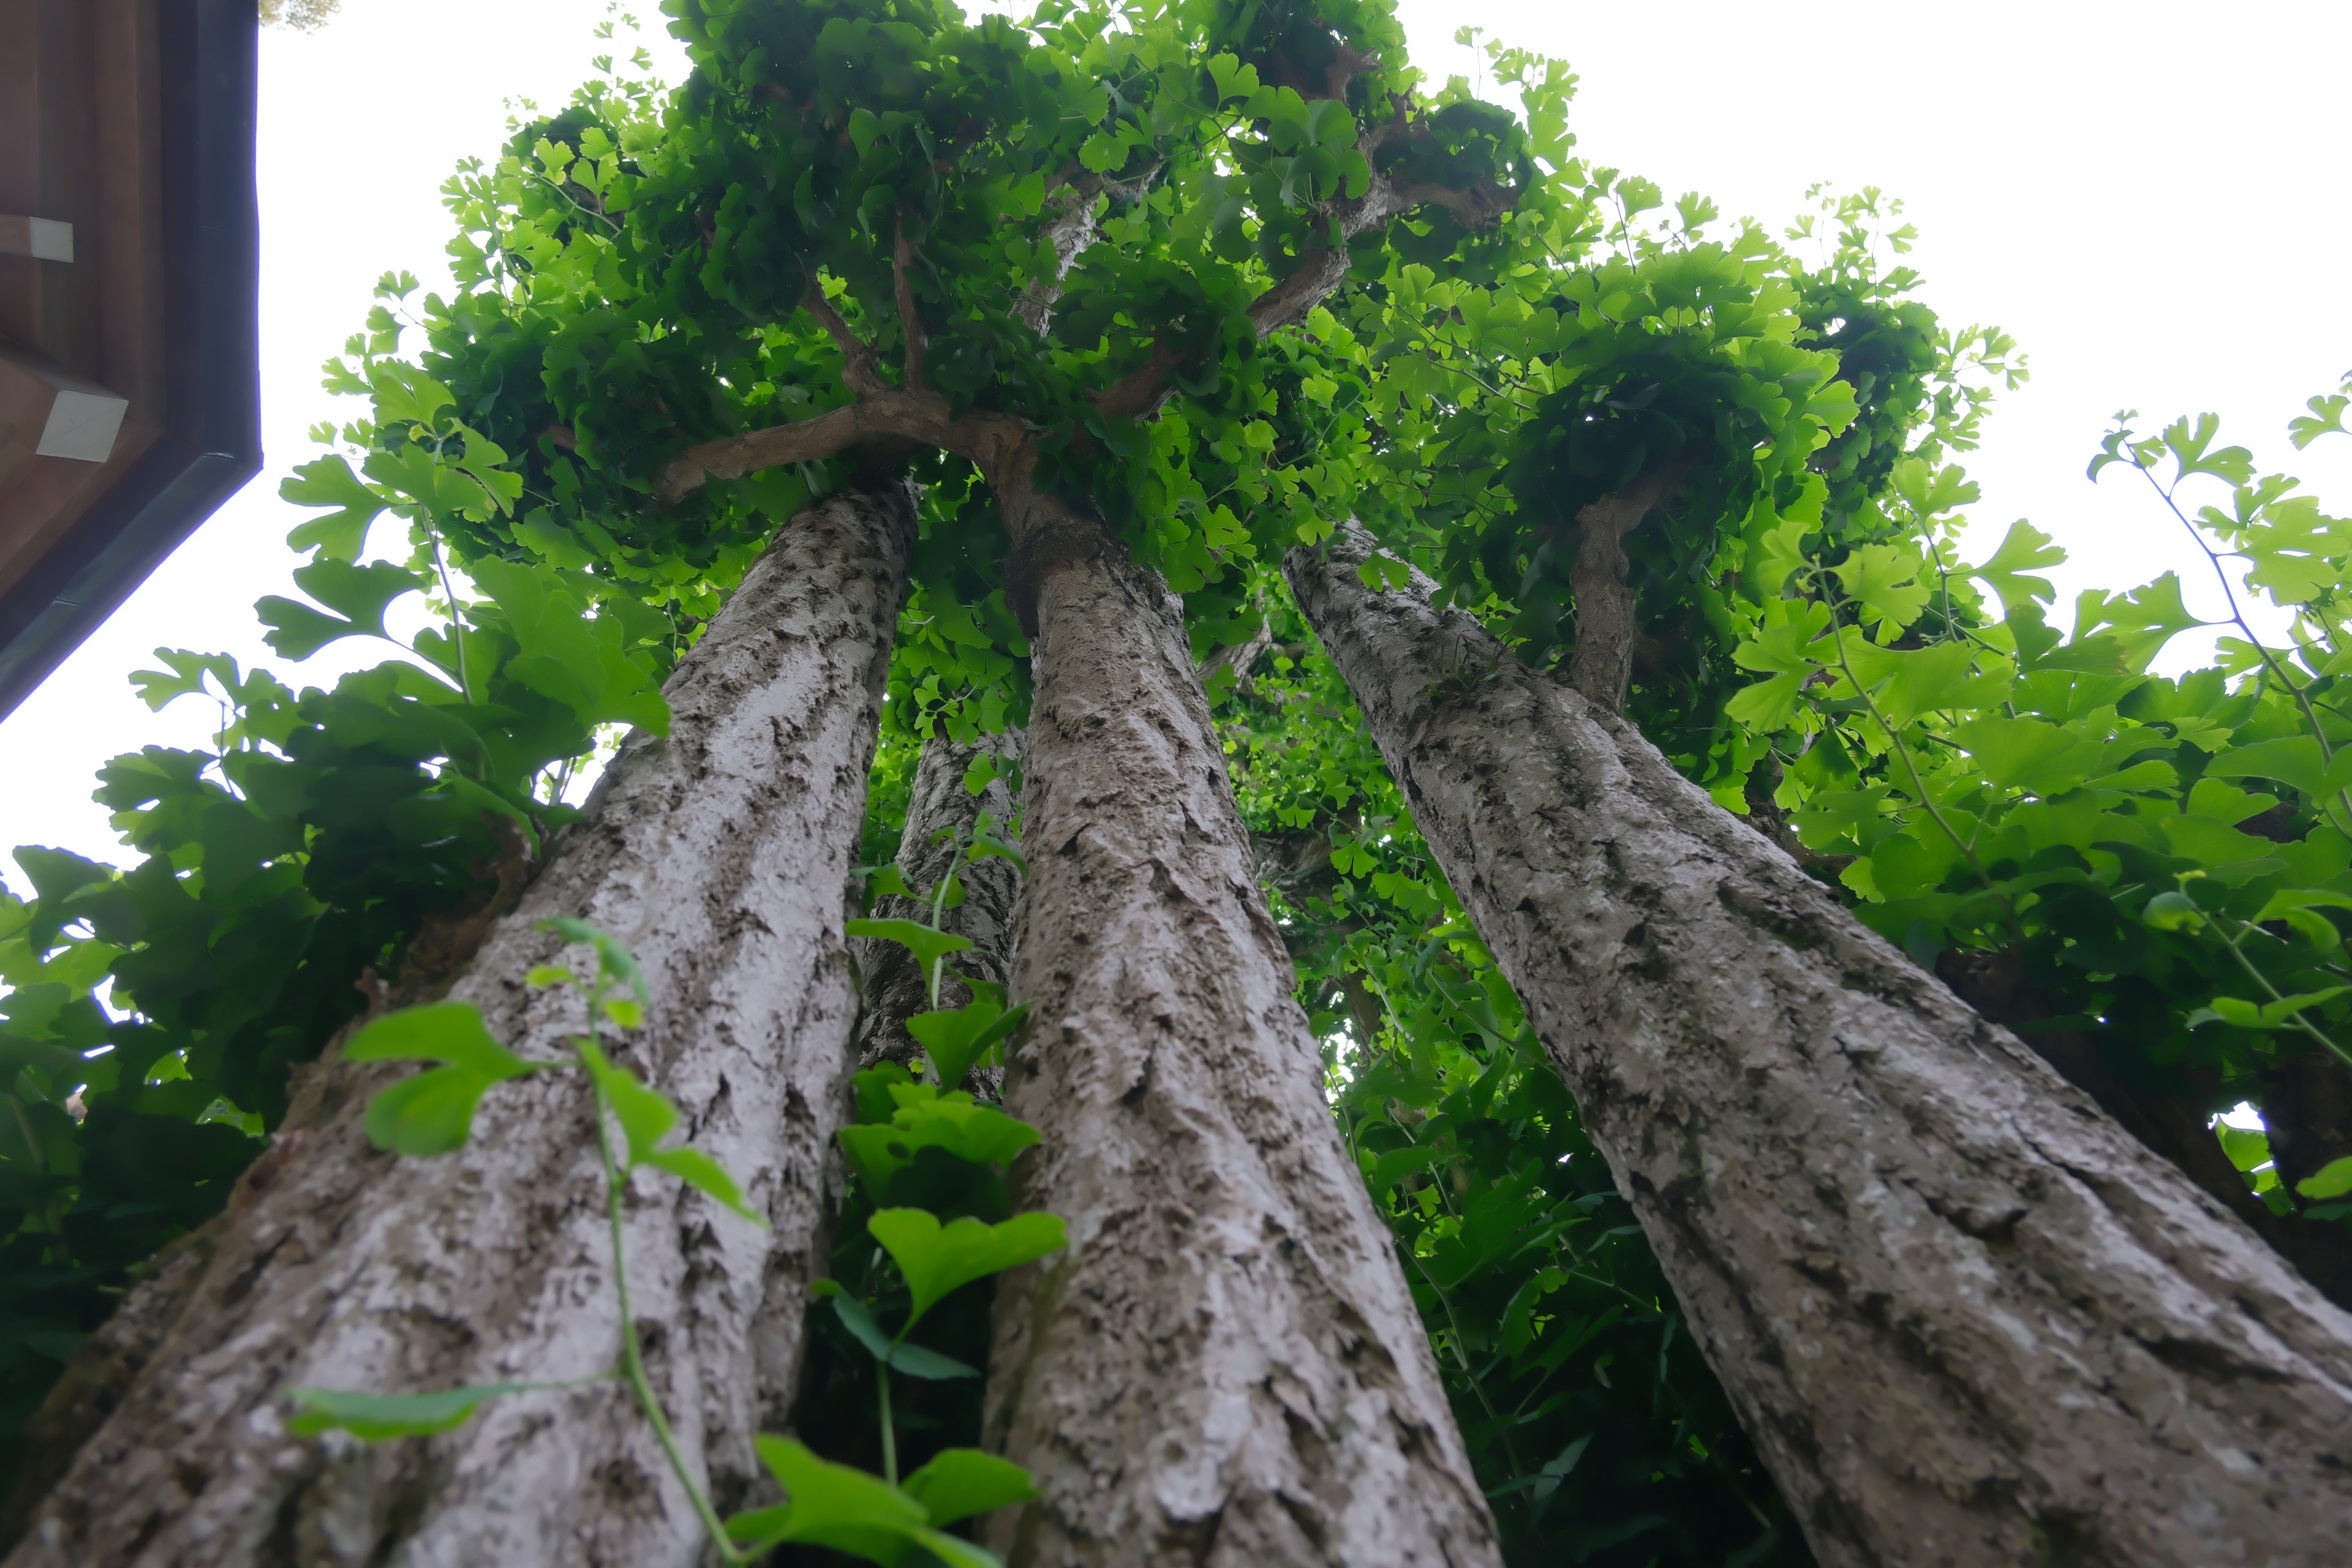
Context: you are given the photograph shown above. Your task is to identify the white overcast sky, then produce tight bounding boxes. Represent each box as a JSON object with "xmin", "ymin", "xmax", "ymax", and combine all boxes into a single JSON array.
[{"xmin": 6, "ymin": 0, "xmax": 2350, "ymax": 886}]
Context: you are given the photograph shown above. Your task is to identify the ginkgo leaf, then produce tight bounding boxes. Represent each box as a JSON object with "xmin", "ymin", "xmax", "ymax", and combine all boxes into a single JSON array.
[
  {"xmin": 867, "ymin": 1208, "xmax": 1067, "ymax": 1330},
  {"xmin": 1966, "ymin": 520, "xmax": 2066, "ymax": 612}
]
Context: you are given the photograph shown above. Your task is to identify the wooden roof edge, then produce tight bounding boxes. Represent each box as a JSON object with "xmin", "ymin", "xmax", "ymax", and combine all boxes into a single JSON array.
[{"xmin": 0, "ymin": 0, "xmax": 260, "ymax": 722}]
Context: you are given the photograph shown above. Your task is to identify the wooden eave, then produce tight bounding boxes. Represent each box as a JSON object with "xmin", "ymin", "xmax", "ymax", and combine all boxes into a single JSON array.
[{"xmin": 0, "ymin": 0, "xmax": 259, "ymax": 718}]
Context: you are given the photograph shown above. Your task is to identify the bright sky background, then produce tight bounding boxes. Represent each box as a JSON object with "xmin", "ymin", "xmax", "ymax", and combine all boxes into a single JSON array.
[{"xmin": 6, "ymin": 0, "xmax": 2350, "ymax": 891}]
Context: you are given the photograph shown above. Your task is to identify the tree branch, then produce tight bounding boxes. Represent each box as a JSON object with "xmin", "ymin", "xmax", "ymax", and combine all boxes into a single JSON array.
[
  {"xmin": 656, "ymin": 389, "xmax": 1031, "ymax": 505},
  {"xmin": 805, "ymin": 281, "xmax": 886, "ymax": 397},
  {"xmin": 1564, "ymin": 461, "xmax": 1689, "ymax": 713},
  {"xmin": 892, "ymin": 224, "xmax": 927, "ymax": 390}
]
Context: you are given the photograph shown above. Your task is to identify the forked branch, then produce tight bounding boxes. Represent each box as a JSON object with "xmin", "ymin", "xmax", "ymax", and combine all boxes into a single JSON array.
[{"xmin": 1564, "ymin": 462, "xmax": 1689, "ymax": 712}]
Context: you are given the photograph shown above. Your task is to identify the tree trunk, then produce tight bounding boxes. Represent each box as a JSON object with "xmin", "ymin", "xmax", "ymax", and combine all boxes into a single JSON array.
[
  {"xmin": 1287, "ymin": 521, "xmax": 2352, "ymax": 1568},
  {"xmin": 1939, "ymin": 948, "xmax": 2352, "ymax": 1311},
  {"xmin": 5, "ymin": 488, "xmax": 916, "ymax": 1568},
  {"xmin": 981, "ymin": 514, "xmax": 1499, "ymax": 1568},
  {"xmin": 854, "ymin": 726, "xmax": 1025, "ymax": 1082},
  {"xmin": 2264, "ymin": 1046, "xmax": 2352, "ymax": 1205}
]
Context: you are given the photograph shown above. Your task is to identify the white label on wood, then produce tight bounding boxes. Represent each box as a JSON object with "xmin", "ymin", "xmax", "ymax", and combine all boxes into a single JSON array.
[
  {"xmin": 36, "ymin": 388, "xmax": 128, "ymax": 462},
  {"xmin": 0, "ymin": 216, "xmax": 74, "ymax": 262}
]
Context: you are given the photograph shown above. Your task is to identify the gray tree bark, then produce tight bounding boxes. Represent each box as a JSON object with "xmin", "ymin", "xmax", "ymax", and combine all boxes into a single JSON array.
[
  {"xmin": 1286, "ymin": 521, "xmax": 2352, "ymax": 1568},
  {"xmin": 5, "ymin": 488, "xmax": 916, "ymax": 1568},
  {"xmin": 854, "ymin": 725, "xmax": 1025, "ymax": 1082},
  {"xmin": 981, "ymin": 512, "xmax": 1499, "ymax": 1568}
]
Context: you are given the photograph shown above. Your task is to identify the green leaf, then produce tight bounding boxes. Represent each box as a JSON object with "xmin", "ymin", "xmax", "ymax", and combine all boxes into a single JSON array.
[
  {"xmin": 1967, "ymin": 520, "xmax": 2066, "ymax": 611},
  {"xmin": 838, "ymin": 1086, "xmax": 1041, "ymax": 1193},
  {"xmin": 285, "ymin": 1383, "xmax": 529, "ymax": 1440},
  {"xmin": 1950, "ymin": 715, "xmax": 2107, "ymax": 795},
  {"xmin": 344, "ymin": 1002, "xmax": 542, "ymax": 1156},
  {"xmin": 369, "ymin": 361, "xmax": 456, "ymax": 430},
  {"xmin": 2160, "ymin": 412, "xmax": 2256, "ymax": 488},
  {"xmin": 856, "ymin": 862, "xmax": 915, "ymax": 902},
  {"xmin": 257, "ymin": 560, "xmax": 426, "ymax": 661},
  {"xmin": 903, "ymin": 1449, "xmax": 1038, "ymax": 1528},
  {"xmin": 846, "ymin": 919, "xmax": 975, "ymax": 978},
  {"xmin": 281, "ymin": 454, "xmax": 390, "ymax": 562},
  {"xmin": 829, "ymin": 1294, "xmax": 980, "ymax": 1380},
  {"xmin": 867, "ymin": 1208, "xmax": 1066, "ymax": 1330},
  {"xmin": 1840, "ymin": 636, "xmax": 1983, "ymax": 728},
  {"xmin": 727, "ymin": 1436, "xmax": 932, "ymax": 1559},
  {"xmin": 2141, "ymin": 890, "xmax": 2207, "ymax": 932},
  {"xmin": 2295, "ymin": 1155, "xmax": 2352, "ymax": 1200},
  {"xmin": 469, "ymin": 559, "xmax": 670, "ymax": 736},
  {"xmin": 1830, "ymin": 543, "xmax": 1930, "ymax": 642},
  {"xmin": 578, "ymin": 1039, "xmax": 765, "ymax": 1226},
  {"xmin": 537, "ymin": 916, "xmax": 650, "ymax": 1005},
  {"xmin": 2215, "ymin": 1122, "xmax": 2272, "ymax": 1174},
  {"xmin": 905, "ymin": 993, "xmax": 1030, "ymax": 1089},
  {"xmin": 1723, "ymin": 671, "xmax": 1804, "ymax": 731}
]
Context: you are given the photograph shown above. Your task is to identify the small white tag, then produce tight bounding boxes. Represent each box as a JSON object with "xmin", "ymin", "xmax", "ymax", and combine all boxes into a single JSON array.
[
  {"xmin": 0, "ymin": 216, "xmax": 74, "ymax": 262},
  {"xmin": 36, "ymin": 388, "xmax": 129, "ymax": 462}
]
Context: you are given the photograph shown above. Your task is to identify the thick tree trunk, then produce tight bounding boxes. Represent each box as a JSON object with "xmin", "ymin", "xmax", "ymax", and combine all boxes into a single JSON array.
[
  {"xmin": 981, "ymin": 514, "xmax": 1499, "ymax": 1568},
  {"xmin": 1287, "ymin": 522, "xmax": 2352, "ymax": 1568},
  {"xmin": 854, "ymin": 726, "xmax": 1025, "ymax": 1080},
  {"xmin": 6, "ymin": 489, "xmax": 916, "ymax": 1568},
  {"xmin": 1939, "ymin": 948, "xmax": 2352, "ymax": 1310}
]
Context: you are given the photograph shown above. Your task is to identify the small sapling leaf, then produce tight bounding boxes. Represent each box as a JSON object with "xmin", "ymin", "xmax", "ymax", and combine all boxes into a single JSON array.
[
  {"xmin": 905, "ymin": 992, "xmax": 1030, "ymax": 1089},
  {"xmin": 867, "ymin": 1208, "xmax": 1067, "ymax": 1330},
  {"xmin": 537, "ymin": 916, "xmax": 649, "ymax": 1006},
  {"xmin": 726, "ymin": 1436, "xmax": 933, "ymax": 1559},
  {"xmin": 343, "ymin": 1001, "xmax": 543, "ymax": 1156},
  {"xmin": 829, "ymin": 1294, "xmax": 980, "ymax": 1379},
  {"xmin": 2296, "ymin": 1155, "xmax": 2352, "ymax": 1200},
  {"xmin": 837, "ymin": 1087, "xmax": 1041, "ymax": 1193},
  {"xmin": 525, "ymin": 965, "xmax": 575, "ymax": 988},
  {"xmin": 854, "ymin": 862, "xmax": 915, "ymax": 902},
  {"xmin": 845, "ymin": 918, "xmax": 975, "ymax": 976},
  {"xmin": 285, "ymin": 1383, "xmax": 532, "ymax": 1441},
  {"xmin": 902, "ymin": 1448, "xmax": 1039, "ymax": 1527},
  {"xmin": 579, "ymin": 1039, "xmax": 766, "ymax": 1226}
]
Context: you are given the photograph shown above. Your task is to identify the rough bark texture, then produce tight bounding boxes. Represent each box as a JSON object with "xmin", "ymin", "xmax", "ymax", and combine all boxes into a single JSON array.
[
  {"xmin": 1289, "ymin": 522, "xmax": 2352, "ymax": 1568},
  {"xmin": 981, "ymin": 517, "xmax": 1499, "ymax": 1568},
  {"xmin": 2264, "ymin": 1046, "xmax": 2352, "ymax": 1205},
  {"xmin": 854, "ymin": 726, "xmax": 1025, "ymax": 1080},
  {"xmin": 1562, "ymin": 467, "xmax": 1682, "ymax": 711},
  {"xmin": 6, "ymin": 489, "xmax": 915, "ymax": 1568},
  {"xmin": 1939, "ymin": 948, "xmax": 2352, "ymax": 1311}
]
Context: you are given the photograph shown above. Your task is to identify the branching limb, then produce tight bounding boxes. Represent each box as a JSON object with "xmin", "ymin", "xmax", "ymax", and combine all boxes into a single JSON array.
[
  {"xmin": 657, "ymin": 389, "xmax": 1030, "ymax": 504},
  {"xmin": 1564, "ymin": 462, "xmax": 1688, "ymax": 712},
  {"xmin": 805, "ymin": 279, "xmax": 887, "ymax": 397},
  {"xmin": 892, "ymin": 224, "xmax": 927, "ymax": 390}
]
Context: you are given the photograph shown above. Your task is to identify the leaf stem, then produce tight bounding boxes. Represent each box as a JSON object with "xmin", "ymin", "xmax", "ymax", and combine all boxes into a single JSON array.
[
  {"xmin": 2138, "ymin": 464, "xmax": 2352, "ymax": 830},
  {"xmin": 431, "ymin": 538, "xmax": 475, "ymax": 705},
  {"xmin": 2211, "ymin": 921, "xmax": 2352, "ymax": 1075},
  {"xmin": 589, "ymin": 1046, "xmax": 745, "ymax": 1564},
  {"xmin": 876, "ymin": 1358, "xmax": 899, "ymax": 1488}
]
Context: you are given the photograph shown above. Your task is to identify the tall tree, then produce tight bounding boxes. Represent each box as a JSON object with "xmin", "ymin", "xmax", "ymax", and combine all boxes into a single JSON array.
[
  {"xmin": 1288, "ymin": 519, "xmax": 2352, "ymax": 1567},
  {"xmin": 6, "ymin": 489, "xmax": 914, "ymax": 1564}
]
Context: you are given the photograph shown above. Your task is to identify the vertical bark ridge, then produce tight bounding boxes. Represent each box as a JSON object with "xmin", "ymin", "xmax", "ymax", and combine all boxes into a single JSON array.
[
  {"xmin": 983, "ymin": 518, "xmax": 1499, "ymax": 1568},
  {"xmin": 6, "ymin": 489, "xmax": 916, "ymax": 1568},
  {"xmin": 1287, "ymin": 521, "xmax": 2352, "ymax": 1568},
  {"xmin": 855, "ymin": 726, "xmax": 1026, "ymax": 1079}
]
